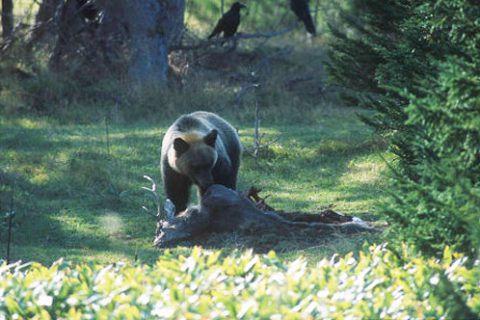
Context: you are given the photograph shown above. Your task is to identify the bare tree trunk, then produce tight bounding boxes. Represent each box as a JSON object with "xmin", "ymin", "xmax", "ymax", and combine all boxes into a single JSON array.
[
  {"xmin": 1, "ymin": 0, "xmax": 14, "ymax": 39},
  {"xmin": 125, "ymin": 1, "xmax": 169, "ymax": 85},
  {"xmin": 124, "ymin": 0, "xmax": 185, "ymax": 86},
  {"xmin": 30, "ymin": 0, "xmax": 62, "ymax": 45},
  {"xmin": 49, "ymin": 0, "xmax": 82, "ymax": 72},
  {"xmin": 48, "ymin": 0, "xmax": 185, "ymax": 85}
]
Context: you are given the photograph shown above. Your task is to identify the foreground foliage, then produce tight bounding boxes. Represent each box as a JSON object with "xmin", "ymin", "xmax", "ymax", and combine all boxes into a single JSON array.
[
  {"xmin": 328, "ymin": 0, "xmax": 480, "ymax": 257},
  {"xmin": 1, "ymin": 245, "xmax": 479, "ymax": 319}
]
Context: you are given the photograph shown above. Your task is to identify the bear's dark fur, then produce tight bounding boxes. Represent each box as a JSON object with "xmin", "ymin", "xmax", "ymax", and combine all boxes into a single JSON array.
[{"xmin": 161, "ymin": 111, "xmax": 242, "ymax": 214}]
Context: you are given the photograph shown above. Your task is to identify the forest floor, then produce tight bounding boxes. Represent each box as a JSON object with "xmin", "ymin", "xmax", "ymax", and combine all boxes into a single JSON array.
[{"xmin": 0, "ymin": 105, "xmax": 389, "ymax": 265}]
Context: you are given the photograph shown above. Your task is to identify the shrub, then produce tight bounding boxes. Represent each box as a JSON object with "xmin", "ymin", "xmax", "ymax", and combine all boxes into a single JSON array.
[
  {"xmin": 328, "ymin": 0, "xmax": 480, "ymax": 257},
  {"xmin": 384, "ymin": 57, "xmax": 480, "ymax": 257},
  {"xmin": 0, "ymin": 245, "xmax": 479, "ymax": 319}
]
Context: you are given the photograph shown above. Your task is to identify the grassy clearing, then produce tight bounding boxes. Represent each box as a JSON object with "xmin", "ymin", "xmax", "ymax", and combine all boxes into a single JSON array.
[
  {"xmin": 1, "ymin": 5, "xmax": 387, "ymax": 264},
  {"xmin": 0, "ymin": 105, "xmax": 387, "ymax": 265}
]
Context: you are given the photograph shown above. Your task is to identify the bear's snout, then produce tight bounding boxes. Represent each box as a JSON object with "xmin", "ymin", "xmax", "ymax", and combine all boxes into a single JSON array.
[{"xmin": 192, "ymin": 172, "xmax": 214, "ymax": 192}]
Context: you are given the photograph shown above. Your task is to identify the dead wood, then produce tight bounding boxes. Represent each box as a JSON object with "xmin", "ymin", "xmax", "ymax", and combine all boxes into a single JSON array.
[
  {"xmin": 170, "ymin": 28, "xmax": 294, "ymax": 52},
  {"xmin": 154, "ymin": 184, "xmax": 381, "ymax": 247}
]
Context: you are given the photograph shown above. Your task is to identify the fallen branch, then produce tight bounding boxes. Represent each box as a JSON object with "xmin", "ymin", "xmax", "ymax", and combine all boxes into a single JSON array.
[
  {"xmin": 234, "ymin": 83, "xmax": 259, "ymax": 106},
  {"xmin": 170, "ymin": 28, "xmax": 294, "ymax": 52},
  {"xmin": 154, "ymin": 184, "xmax": 381, "ymax": 247},
  {"xmin": 283, "ymin": 76, "xmax": 314, "ymax": 90}
]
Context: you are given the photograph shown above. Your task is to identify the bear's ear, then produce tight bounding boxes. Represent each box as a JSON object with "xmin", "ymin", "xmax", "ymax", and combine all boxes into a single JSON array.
[
  {"xmin": 204, "ymin": 129, "xmax": 218, "ymax": 147},
  {"xmin": 173, "ymin": 138, "xmax": 189, "ymax": 155}
]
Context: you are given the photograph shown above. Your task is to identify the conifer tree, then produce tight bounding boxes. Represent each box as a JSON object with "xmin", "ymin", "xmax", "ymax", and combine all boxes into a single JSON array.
[{"xmin": 328, "ymin": 0, "xmax": 480, "ymax": 258}]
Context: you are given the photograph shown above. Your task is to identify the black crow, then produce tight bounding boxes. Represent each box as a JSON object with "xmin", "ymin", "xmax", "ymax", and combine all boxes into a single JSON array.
[
  {"xmin": 290, "ymin": 0, "xmax": 316, "ymax": 35},
  {"xmin": 208, "ymin": 2, "xmax": 247, "ymax": 39}
]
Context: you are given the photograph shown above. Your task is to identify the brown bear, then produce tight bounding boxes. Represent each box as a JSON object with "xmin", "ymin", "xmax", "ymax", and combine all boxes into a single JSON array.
[{"xmin": 161, "ymin": 111, "xmax": 242, "ymax": 214}]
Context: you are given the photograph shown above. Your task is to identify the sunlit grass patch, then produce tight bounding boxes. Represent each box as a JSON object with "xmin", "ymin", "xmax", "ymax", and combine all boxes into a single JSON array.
[
  {"xmin": 340, "ymin": 157, "xmax": 386, "ymax": 186},
  {"xmin": 98, "ymin": 211, "xmax": 126, "ymax": 238},
  {"xmin": 1, "ymin": 105, "xmax": 388, "ymax": 265}
]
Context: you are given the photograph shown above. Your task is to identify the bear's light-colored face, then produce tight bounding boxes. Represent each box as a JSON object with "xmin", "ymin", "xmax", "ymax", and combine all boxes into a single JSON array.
[{"xmin": 171, "ymin": 130, "xmax": 218, "ymax": 191}]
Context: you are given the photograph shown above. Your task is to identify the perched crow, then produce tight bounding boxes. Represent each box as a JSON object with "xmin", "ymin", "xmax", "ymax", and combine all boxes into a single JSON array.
[
  {"xmin": 290, "ymin": 0, "xmax": 316, "ymax": 35},
  {"xmin": 208, "ymin": 2, "xmax": 247, "ymax": 39}
]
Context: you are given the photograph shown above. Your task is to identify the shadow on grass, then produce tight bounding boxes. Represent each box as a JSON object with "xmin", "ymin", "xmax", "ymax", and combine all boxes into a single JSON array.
[
  {"xmin": 162, "ymin": 229, "xmax": 383, "ymax": 259},
  {"xmin": 0, "ymin": 122, "xmax": 164, "ymax": 264},
  {"xmin": 1, "ymin": 113, "xmax": 387, "ymax": 265}
]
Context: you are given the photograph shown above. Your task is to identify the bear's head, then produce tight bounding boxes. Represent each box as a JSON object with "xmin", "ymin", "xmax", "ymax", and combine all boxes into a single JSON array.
[{"xmin": 172, "ymin": 129, "xmax": 218, "ymax": 191}]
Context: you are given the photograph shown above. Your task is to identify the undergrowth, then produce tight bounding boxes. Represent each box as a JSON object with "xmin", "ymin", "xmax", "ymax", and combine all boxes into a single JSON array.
[{"xmin": 1, "ymin": 245, "xmax": 478, "ymax": 319}]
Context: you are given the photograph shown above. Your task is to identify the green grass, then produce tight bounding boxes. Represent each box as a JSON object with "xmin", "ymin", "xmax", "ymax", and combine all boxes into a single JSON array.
[
  {"xmin": 0, "ymin": 106, "xmax": 388, "ymax": 265},
  {"xmin": 0, "ymin": 16, "xmax": 386, "ymax": 265}
]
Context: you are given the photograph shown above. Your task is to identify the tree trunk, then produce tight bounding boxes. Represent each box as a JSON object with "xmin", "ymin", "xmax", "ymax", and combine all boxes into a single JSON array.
[
  {"xmin": 124, "ymin": 0, "xmax": 185, "ymax": 86},
  {"xmin": 30, "ymin": 0, "xmax": 62, "ymax": 45},
  {"xmin": 49, "ymin": 0, "xmax": 83, "ymax": 72},
  {"xmin": 48, "ymin": 0, "xmax": 185, "ymax": 85},
  {"xmin": 124, "ymin": 1, "xmax": 168, "ymax": 85},
  {"xmin": 1, "ymin": 0, "xmax": 13, "ymax": 39}
]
